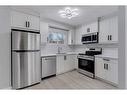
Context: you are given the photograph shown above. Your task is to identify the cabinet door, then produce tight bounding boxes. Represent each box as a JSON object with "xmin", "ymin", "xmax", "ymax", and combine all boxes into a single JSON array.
[
  {"xmin": 68, "ymin": 29, "xmax": 75, "ymax": 45},
  {"xmin": 83, "ymin": 21, "xmax": 98, "ymax": 34},
  {"xmin": 28, "ymin": 15, "xmax": 40, "ymax": 30},
  {"xmin": 56, "ymin": 56, "xmax": 65, "ymax": 75},
  {"xmin": 99, "ymin": 16, "xmax": 118, "ymax": 44},
  {"xmin": 91, "ymin": 21, "xmax": 98, "ymax": 33},
  {"xmin": 65, "ymin": 55, "xmax": 75, "ymax": 71},
  {"xmin": 95, "ymin": 57, "xmax": 105, "ymax": 79},
  {"xmin": 74, "ymin": 55, "xmax": 78, "ymax": 69},
  {"xmin": 64, "ymin": 55, "xmax": 70, "ymax": 72},
  {"xmin": 11, "ymin": 11, "xmax": 28, "ymax": 29},
  {"xmin": 99, "ymin": 18, "xmax": 109, "ymax": 43},
  {"xmin": 40, "ymin": 22, "xmax": 48, "ymax": 44},
  {"xmin": 75, "ymin": 26, "xmax": 83, "ymax": 45},
  {"xmin": 109, "ymin": 16, "xmax": 118, "ymax": 42},
  {"xmin": 106, "ymin": 59, "xmax": 118, "ymax": 84}
]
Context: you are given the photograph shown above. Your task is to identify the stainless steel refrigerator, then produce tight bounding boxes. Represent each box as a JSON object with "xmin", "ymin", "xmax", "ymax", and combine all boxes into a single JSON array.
[{"xmin": 11, "ymin": 29, "xmax": 41, "ymax": 89}]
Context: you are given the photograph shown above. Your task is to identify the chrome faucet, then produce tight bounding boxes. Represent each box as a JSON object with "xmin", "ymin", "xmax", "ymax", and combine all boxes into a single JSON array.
[{"xmin": 58, "ymin": 46, "xmax": 62, "ymax": 54}]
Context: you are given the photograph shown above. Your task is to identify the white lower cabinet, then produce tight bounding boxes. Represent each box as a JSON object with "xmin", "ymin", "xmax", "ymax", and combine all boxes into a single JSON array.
[
  {"xmin": 56, "ymin": 54, "xmax": 77, "ymax": 75},
  {"xmin": 95, "ymin": 57, "xmax": 118, "ymax": 85},
  {"xmin": 56, "ymin": 55, "xmax": 65, "ymax": 74}
]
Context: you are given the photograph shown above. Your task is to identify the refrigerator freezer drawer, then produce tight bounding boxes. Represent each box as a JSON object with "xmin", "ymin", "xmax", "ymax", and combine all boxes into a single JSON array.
[
  {"xmin": 12, "ymin": 31, "xmax": 40, "ymax": 50},
  {"xmin": 12, "ymin": 51, "xmax": 41, "ymax": 89}
]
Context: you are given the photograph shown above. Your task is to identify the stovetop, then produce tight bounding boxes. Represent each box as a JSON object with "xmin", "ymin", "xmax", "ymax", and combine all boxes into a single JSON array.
[{"xmin": 78, "ymin": 51, "xmax": 102, "ymax": 56}]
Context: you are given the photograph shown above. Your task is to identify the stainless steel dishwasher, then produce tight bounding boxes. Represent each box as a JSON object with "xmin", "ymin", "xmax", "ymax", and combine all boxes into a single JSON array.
[{"xmin": 41, "ymin": 56, "xmax": 56, "ymax": 78}]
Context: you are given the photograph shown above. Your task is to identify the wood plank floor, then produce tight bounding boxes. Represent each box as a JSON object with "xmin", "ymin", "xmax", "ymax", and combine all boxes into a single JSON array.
[{"xmin": 25, "ymin": 70, "xmax": 118, "ymax": 90}]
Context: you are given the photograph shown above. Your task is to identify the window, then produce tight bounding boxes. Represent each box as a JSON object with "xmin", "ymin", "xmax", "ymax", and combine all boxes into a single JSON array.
[{"xmin": 48, "ymin": 27, "xmax": 67, "ymax": 44}]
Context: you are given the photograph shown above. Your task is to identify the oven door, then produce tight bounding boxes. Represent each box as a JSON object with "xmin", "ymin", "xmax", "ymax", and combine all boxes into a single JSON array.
[{"xmin": 78, "ymin": 58, "xmax": 94, "ymax": 74}]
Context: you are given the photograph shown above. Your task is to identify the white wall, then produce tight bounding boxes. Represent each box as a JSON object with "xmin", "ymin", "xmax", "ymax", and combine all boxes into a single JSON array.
[
  {"xmin": 125, "ymin": 6, "xmax": 127, "ymax": 89},
  {"xmin": 117, "ymin": 6, "xmax": 126, "ymax": 89},
  {"xmin": 0, "ymin": 7, "xmax": 11, "ymax": 89}
]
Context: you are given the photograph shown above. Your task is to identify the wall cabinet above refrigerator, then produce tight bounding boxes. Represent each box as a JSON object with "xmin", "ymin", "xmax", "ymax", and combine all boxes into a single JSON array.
[{"xmin": 11, "ymin": 11, "xmax": 40, "ymax": 31}]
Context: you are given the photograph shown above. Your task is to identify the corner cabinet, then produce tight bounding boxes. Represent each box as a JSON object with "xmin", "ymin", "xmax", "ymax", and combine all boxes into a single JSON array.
[
  {"xmin": 99, "ymin": 16, "xmax": 118, "ymax": 44},
  {"xmin": 95, "ymin": 57, "xmax": 118, "ymax": 85},
  {"xmin": 11, "ymin": 11, "xmax": 40, "ymax": 31}
]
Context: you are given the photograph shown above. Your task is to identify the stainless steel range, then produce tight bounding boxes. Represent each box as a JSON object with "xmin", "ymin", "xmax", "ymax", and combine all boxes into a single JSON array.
[{"xmin": 77, "ymin": 48, "xmax": 102, "ymax": 78}]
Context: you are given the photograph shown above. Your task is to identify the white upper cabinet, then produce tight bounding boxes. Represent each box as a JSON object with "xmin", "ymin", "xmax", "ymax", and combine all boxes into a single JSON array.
[
  {"xmin": 27, "ymin": 15, "xmax": 40, "ymax": 30},
  {"xmin": 11, "ymin": 11, "xmax": 27, "ymax": 29},
  {"xmin": 83, "ymin": 21, "xmax": 98, "ymax": 34},
  {"xmin": 99, "ymin": 16, "xmax": 118, "ymax": 44},
  {"xmin": 68, "ymin": 29, "xmax": 75, "ymax": 45},
  {"xmin": 74, "ymin": 21, "xmax": 98, "ymax": 45},
  {"xmin": 11, "ymin": 11, "xmax": 40, "ymax": 31},
  {"xmin": 40, "ymin": 21, "xmax": 48, "ymax": 44},
  {"xmin": 75, "ymin": 26, "xmax": 83, "ymax": 45}
]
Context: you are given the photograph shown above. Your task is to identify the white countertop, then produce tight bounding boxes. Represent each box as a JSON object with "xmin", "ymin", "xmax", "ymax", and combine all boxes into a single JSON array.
[
  {"xmin": 95, "ymin": 55, "xmax": 118, "ymax": 60},
  {"xmin": 41, "ymin": 52, "xmax": 79, "ymax": 57}
]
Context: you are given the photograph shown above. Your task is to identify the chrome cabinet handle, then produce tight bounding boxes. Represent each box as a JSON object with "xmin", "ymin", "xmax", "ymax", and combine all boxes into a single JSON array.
[
  {"xmin": 108, "ymin": 35, "xmax": 109, "ymax": 40},
  {"xmin": 25, "ymin": 21, "xmax": 28, "ymax": 27},
  {"xmin": 106, "ymin": 64, "xmax": 108, "ymax": 70},
  {"xmin": 110, "ymin": 35, "xmax": 112, "ymax": 41},
  {"xmin": 104, "ymin": 64, "xmax": 105, "ymax": 69},
  {"xmin": 64, "ymin": 55, "xmax": 66, "ymax": 60},
  {"xmin": 103, "ymin": 58, "xmax": 110, "ymax": 61},
  {"xmin": 28, "ymin": 21, "xmax": 30, "ymax": 27}
]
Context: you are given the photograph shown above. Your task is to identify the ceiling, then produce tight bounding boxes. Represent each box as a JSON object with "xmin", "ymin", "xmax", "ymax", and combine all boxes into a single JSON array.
[{"xmin": 20, "ymin": 6, "xmax": 118, "ymax": 27}]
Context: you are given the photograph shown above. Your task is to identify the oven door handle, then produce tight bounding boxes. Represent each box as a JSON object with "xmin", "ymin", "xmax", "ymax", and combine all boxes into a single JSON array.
[{"xmin": 78, "ymin": 57, "xmax": 94, "ymax": 61}]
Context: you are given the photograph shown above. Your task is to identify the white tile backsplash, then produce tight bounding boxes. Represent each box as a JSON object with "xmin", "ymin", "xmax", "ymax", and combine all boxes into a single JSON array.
[
  {"xmin": 41, "ymin": 44, "xmax": 74, "ymax": 55},
  {"xmin": 102, "ymin": 48, "xmax": 118, "ymax": 57},
  {"xmin": 73, "ymin": 44, "xmax": 118, "ymax": 58}
]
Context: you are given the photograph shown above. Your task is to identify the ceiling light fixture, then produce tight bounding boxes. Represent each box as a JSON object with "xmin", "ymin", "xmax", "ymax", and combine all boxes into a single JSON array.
[{"xmin": 58, "ymin": 7, "xmax": 79, "ymax": 19}]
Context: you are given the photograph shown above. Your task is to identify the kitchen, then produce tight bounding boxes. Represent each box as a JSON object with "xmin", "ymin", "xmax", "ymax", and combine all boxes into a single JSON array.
[{"xmin": 0, "ymin": 6, "xmax": 121, "ymax": 89}]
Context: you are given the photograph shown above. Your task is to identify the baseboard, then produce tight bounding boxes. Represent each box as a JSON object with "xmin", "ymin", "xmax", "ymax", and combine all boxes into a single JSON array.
[{"xmin": 95, "ymin": 76, "xmax": 118, "ymax": 87}]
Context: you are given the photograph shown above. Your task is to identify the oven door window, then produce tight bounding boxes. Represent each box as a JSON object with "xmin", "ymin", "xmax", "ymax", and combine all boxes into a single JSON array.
[{"xmin": 78, "ymin": 58, "xmax": 94, "ymax": 73}]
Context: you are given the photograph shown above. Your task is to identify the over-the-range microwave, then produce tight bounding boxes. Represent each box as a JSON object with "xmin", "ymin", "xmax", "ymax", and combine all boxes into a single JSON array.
[{"xmin": 81, "ymin": 32, "xmax": 98, "ymax": 44}]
